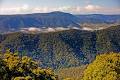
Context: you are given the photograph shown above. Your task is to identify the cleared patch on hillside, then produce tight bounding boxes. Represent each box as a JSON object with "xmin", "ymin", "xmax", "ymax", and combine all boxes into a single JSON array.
[{"xmin": 56, "ymin": 65, "xmax": 87, "ymax": 80}]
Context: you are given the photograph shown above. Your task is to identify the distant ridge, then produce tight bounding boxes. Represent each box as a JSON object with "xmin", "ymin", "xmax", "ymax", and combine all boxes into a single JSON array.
[{"xmin": 0, "ymin": 11, "xmax": 120, "ymax": 33}]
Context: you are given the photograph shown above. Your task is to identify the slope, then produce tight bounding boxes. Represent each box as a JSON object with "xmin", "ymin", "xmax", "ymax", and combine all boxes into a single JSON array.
[{"xmin": 0, "ymin": 25, "xmax": 120, "ymax": 69}]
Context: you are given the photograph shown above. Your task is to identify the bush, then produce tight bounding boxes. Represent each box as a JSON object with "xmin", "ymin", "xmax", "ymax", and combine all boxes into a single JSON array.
[
  {"xmin": 83, "ymin": 52, "xmax": 120, "ymax": 80},
  {"xmin": 0, "ymin": 50, "xmax": 57, "ymax": 80}
]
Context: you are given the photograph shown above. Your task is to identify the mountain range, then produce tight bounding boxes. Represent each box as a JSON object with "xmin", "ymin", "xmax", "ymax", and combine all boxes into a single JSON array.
[
  {"xmin": 0, "ymin": 11, "xmax": 120, "ymax": 33},
  {"xmin": 0, "ymin": 11, "xmax": 120, "ymax": 69}
]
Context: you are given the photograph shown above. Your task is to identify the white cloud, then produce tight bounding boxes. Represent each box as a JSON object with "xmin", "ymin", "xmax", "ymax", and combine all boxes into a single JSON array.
[
  {"xmin": 85, "ymin": 5, "xmax": 101, "ymax": 11},
  {"xmin": 33, "ymin": 6, "xmax": 74, "ymax": 13},
  {"xmin": 22, "ymin": 4, "xmax": 29, "ymax": 10},
  {"xmin": 0, "ymin": 4, "xmax": 31, "ymax": 14},
  {"xmin": 0, "ymin": 4, "xmax": 120, "ymax": 15},
  {"xmin": 83, "ymin": 5, "xmax": 120, "ymax": 14}
]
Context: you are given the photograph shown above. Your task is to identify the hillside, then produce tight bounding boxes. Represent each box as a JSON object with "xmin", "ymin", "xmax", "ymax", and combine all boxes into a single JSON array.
[
  {"xmin": 0, "ymin": 12, "xmax": 120, "ymax": 33},
  {"xmin": 0, "ymin": 25, "xmax": 120, "ymax": 69},
  {"xmin": 0, "ymin": 11, "xmax": 80, "ymax": 33},
  {"xmin": 57, "ymin": 65, "xmax": 87, "ymax": 80},
  {"xmin": 77, "ymin": 14, "xmax": 120, "ymax": 24}
]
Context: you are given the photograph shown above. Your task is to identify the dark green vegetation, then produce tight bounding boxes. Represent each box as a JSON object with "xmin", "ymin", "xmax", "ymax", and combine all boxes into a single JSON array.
[{"xmin": 0, "ymin": 25, "xmax": 120, "ymax": 69}]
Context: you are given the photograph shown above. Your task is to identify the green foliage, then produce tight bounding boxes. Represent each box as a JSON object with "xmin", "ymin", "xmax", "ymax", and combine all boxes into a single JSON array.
[
  {"xmin": 0, "ymin": 31, "xmax": 83, "ymax": 69},
  {"xmin": 0, "ymin": 50, "xmax": 57, "ymax": 80},
  {"xmin": 0, "ymin": 25, "xmax": 120, "ymax": 69},
  {"xmin": 83, "ymin": 52, "xmax": 120, "ymax": 80},
  {"xmin": 13, "ymin": 76, "xmax": 32, "ymax": 80}
]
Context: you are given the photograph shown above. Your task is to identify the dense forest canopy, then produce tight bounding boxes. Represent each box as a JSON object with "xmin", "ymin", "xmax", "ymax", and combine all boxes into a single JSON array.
[{"xmin": 0, "ymin": 25, "xmax": 119, "ymax": 69}]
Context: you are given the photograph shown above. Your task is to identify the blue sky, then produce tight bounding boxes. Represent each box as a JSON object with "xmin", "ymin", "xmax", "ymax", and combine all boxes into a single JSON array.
[{"xmin": 0, "ymin": 0, "xmax": 120, "ymax": 14}]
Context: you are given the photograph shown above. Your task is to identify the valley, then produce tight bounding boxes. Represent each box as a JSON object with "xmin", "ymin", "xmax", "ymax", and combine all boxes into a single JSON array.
[
  {"xmin": 0, "ymin": 24, "xmax": 120, "ymax": 70},
  {"xmin": 0, "ymin": 0, "xmax": 120, "ymax": 79},
  {"xmin": 0, "ymin": 11, "xmax": 120, "ymax": 80},
  {"xmin": 0, "ymin": 12, "xmax": 120, "ymax": 33}
]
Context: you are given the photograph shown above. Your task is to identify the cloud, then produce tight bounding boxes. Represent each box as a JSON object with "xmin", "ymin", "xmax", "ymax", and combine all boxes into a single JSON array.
[
  {"xmin": 83, "ymin": 4, "xmax": 120, "ymax": 14},
  {"xmin": 22, "ymin": 4, "xmax": 29, "ymax": 10},
  {"xmin": 0, "ymin": 4, "xmax": 120, "ymax": 15},
  {"xmin": 33, "ymin": 6, "xmax": 83, "ymax": 14},
  {"xmin": 0, "ymin": 4, "xmax": 32, "ymax": 14},
  {"xmin": 100, "ymin": 7, "xmax": 120, "ymax": 14},
  {"xmin": 33, "ymin": 6, "xmax": 76, "ymax": 13},
  {"xmin": 85, "ymin": 5, "xmax": 101, "ymax": 11}
]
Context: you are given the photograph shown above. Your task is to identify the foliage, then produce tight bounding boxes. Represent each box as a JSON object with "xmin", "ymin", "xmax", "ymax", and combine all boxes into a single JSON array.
[
  {"xmin": 13, "ymin": 76, "xmax": 32, "ymax": 80},
  {"xmin": 83, "ymin": 52, "xmax": 120, "ymax": 80},
  {"xmin": 63, "ymin": 78, "xmax": 73, "ymax": 80},
  {"xmin": 0, "ymin": 50, "xmax": 57, "ymax": 80},
  {"xmin": 57, "ymin": 65, "xmax": 87, "ymax": 80},
  {"xmin": 0, "ymin": 25, "xmax": 120, "ymax": 69}
]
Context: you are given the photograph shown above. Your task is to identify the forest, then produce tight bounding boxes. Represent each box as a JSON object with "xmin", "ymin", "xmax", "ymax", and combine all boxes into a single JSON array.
[
  {"xmin": 0, "ymin": 25, "xmax": 119, "ymax": 80},
  {"xmin": 0, "ymin": 25, "xmax": 120, "ymax": 69},
  {"xmin": 0, "ymin": 50, "xmax": 120, "ymax": 80},
  {"xmin": 0, "ymin": 0, "xmax": 120, "ymax": 79},
  {"xmin": 0, "ymin": 25, "xmax": 120, "ymax": 80}
]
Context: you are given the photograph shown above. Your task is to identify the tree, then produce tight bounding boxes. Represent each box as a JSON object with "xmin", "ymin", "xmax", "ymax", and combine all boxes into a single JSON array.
[
  {"xmin": 83, "ymin": 52, "xmax": 120, "ymax": 80},
  {"xmin": 0, "ymin": 50, "xmax": 58, "ymax": 80}
]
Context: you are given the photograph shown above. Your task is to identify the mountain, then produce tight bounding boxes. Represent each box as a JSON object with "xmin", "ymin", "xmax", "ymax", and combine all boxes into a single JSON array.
[
  {"xmin": 77, "ymin": 14, "xmax": 120, "ymax": 23},
  {"xmin": 0, "ymin": 25, "xmax": 120, "ymax": 69},
  {"xmin": 0, "ymin": 12, "xmax": 120, "ymax": 33},
  {"xmin": 0, "ymin": 11, "xmax": 80, "ymax": 33}
]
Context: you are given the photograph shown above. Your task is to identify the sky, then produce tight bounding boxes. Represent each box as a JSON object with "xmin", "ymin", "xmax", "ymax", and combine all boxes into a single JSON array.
[{"xmin": 0, "ymin": 0, "xmax": 120, "ymax": 15}]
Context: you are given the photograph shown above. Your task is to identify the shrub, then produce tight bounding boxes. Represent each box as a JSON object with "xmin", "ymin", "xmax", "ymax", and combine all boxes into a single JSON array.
[
  {"xmin": 0, "ymin": 50, "xmax": 57, "ymax": 80},
  {"xmin": 83, "ymin": 52, "xmax": 120, "ymax": 80}
]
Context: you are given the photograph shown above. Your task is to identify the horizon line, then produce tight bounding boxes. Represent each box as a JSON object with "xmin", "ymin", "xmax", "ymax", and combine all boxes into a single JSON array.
[{"xmin": 0, "ymin": 11, "xmax": 120, "ymax": 16}]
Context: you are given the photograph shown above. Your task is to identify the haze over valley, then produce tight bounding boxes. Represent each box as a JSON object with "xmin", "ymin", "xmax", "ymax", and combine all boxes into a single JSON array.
[{"xmin": 0, "ymin": 11, "xmax": 120, "ymax": 33}]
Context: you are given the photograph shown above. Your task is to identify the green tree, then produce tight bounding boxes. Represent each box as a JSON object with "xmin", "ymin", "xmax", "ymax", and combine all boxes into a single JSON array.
[
  {"xmin": 83, "ymin": 52, "xmax": 120, "ymax": 80},
  {"xmin": 0, "ymin": 50, "xmax": 58, "ymax": 80}
]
